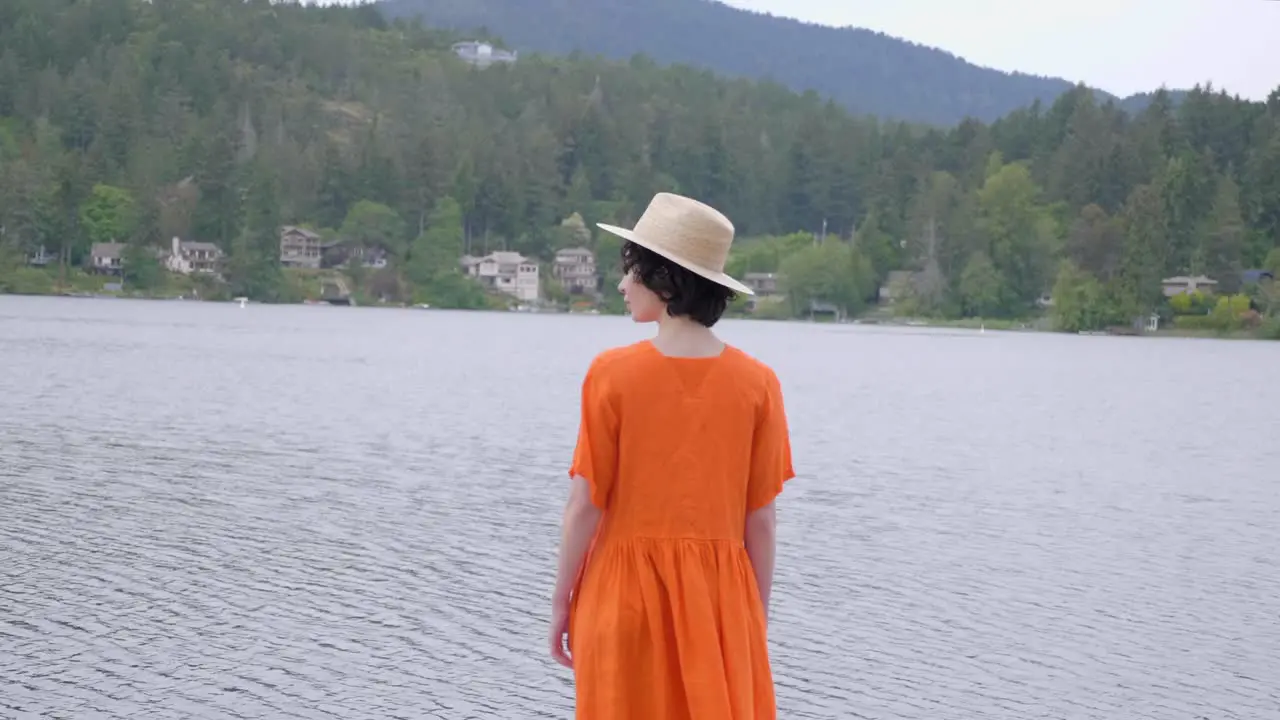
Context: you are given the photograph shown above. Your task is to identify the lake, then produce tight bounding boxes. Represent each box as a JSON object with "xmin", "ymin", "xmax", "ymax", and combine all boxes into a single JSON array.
[{"xmin": 2, "ymin": 295, "xmax": 1277, "ymax": 719}]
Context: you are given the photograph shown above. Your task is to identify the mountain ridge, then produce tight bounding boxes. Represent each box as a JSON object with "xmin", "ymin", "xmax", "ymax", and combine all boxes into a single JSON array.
[{"xmin": 378, "ymin": 0, "xmax": 1179, "ymax": 125}]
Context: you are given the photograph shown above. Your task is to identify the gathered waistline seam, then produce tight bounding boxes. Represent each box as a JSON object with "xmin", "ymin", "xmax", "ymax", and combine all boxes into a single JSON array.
[{"xmin": 601, "ymin": 536, "xmax": 745, "ymax": 547}]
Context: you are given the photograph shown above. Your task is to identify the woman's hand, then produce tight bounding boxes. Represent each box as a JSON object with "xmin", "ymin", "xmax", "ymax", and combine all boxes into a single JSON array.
[
  {"xmin": 549, "ymin": 476, "xmax": 602, "ymax": 669},
  {"xmin": 549, "ymin": 596, "xmax": 573, "ymax": 668}
]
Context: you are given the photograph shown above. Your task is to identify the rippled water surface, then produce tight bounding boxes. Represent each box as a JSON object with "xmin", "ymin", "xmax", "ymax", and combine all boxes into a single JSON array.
[{"xmin": 2, "ymin": 295, "xmax": 1279, "ymax": 719}]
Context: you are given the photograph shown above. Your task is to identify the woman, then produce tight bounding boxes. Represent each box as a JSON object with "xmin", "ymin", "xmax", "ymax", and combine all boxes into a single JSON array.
[{"xmin": 548, "ymin": 193, "xmax": 795, "ymax": 719}]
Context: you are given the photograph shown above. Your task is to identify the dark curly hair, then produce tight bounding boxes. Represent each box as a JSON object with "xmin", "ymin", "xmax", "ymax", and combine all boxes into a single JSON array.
[{"xmin": 620, "ymin": 241, "xmax": 736, "ymax": 327}]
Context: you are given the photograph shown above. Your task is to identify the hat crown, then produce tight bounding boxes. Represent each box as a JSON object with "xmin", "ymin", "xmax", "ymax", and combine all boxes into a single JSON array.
[{"xmin": 631, "ymin": 193, "xmax": 735, "ymax": 274}]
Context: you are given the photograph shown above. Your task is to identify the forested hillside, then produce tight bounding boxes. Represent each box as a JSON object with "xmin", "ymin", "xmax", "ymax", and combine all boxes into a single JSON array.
[
  {"xmin": 378, "ymin": 0, "xmax": 1168, "ymax": 126},
  {"xmin": 0, "ymin": 0, "xmax": 1277, "ymax": 332}
]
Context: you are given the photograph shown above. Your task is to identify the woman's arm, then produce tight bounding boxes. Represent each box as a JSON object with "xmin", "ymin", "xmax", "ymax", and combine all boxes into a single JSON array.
[
  {"xmin": 745, "ymin": 369, "xmax": 791, "ymax": 624},
  {"xmin": 549, "ymin": 476, "xmax": 603, "ymax": 667},
  {"xmin": 745, "ymin": 501, "xmax": 777, "ymax": 621},
  {"xmin": 552, "ymin": 476, "xmax": 603, "ymax": 605}
]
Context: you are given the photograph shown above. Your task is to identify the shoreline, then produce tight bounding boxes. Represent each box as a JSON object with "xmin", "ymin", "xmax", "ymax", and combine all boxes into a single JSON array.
[{"xmin": 4, "ymin": 290, "xmax": 1274, "ymax": 341}]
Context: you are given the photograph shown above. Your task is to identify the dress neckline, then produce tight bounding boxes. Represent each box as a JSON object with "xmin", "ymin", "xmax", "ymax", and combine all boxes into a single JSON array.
[{"xmin": 643, "ymin": 339, "xmax": 730, "ymax": 360}]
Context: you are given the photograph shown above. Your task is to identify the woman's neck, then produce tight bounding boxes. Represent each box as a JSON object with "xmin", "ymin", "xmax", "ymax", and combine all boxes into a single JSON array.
[{"xmin": 652, "ymin": 314, "xmax": 724, "ymax": 358}]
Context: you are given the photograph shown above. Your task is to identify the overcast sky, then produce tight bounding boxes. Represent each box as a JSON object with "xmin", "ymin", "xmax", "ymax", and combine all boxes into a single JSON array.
[{"xmin": 720, "ymin": 0, "xmax": 1277, "ymax": 99}]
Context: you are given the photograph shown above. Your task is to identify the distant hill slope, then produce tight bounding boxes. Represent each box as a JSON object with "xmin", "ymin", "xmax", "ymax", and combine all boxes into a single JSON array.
[
  {"xmin": 1117, "ymin": 89, "xmax": 1191, "ymax": 116},
  {"xmin": 380, "ymin": 0, "xmax": 1155, "ymax": 125}
]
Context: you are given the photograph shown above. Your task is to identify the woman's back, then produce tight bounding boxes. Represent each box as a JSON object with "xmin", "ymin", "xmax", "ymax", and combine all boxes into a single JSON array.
[
  {"xmin": 567, "ymin": 339, "xmax": 793, "ymax": 719},
  {"xmin": 575, "ymin": 340, "xmax": 791, "ymax": 545}
]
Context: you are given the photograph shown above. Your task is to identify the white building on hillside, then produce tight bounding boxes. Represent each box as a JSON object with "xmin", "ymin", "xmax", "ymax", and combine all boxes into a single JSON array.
[
  {"xmin": 461, "ymin": 251, "xmax": 539, "ymax": 303},
  {"xmin": 452, "ymin": 41, "xmax": 517, "ymax": 68},
  {"xmin": 552, "ymin": 247, "xmax": 599, "ymax": 295},
  {"xmin": 163, "ymin": 237, "xmax": 224, "ymax": 275}
]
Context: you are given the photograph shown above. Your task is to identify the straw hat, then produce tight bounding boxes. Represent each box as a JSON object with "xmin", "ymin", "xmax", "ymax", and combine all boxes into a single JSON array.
[{"xmin": 597, "ymin": 193, "xmax": 754, "ymax": 296}]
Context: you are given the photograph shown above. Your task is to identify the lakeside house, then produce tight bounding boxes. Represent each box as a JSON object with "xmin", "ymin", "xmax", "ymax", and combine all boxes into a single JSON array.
[
  {"xmin": 352, "ymin": 246, "xmax": 389, "ymax": 269},
  {"xmin": 1162, "ymin": 275, "xmax": 1218, "ymax": 297},
  {"xmin": 280, "ymin": 226, "xmax": 323, "ymax": 269},
  {"xmin": 321, "ymin": 242, "xmax": 389, "ymax": 270},
  {"xmin": 1159, "ymin": 272, "xmax": 1276, "ymax": 297},
  {"xmin": 552, "ymin": 247, "xmax": 599, "ymax": 295},
  {"xmin": 1243, "ymin": 269, "xmax": 1275, "ymax": 286},
  {"xmin": 451, "ymin": 41, "xmax": 517, "ymax": 68},
  {"xmin": 163, "ymin": 237, "xmax": 223, "ymax": 275},
  {"xmin": 743, "ymin": 272, "xmax": 780, "ymax": 297},
  {"xmin": 26, "ymin": 245, "xmax": 57, "ymax": 267},
  {"xmin": 88, "ymin": 243, "xmax": 126, "ymax": 275},
  {"xmin": 740, "ymin": 272, "xmax": 783, "ymax": 312},
  {"xmin": 460, "ymin": 251, "xmax": 539, "ymax": 302}
]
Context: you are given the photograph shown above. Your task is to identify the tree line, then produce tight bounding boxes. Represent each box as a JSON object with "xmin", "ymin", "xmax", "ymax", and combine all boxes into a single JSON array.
[{"xmin": 0, "ymin": 0, "xmax": 1277, "ymax": 333}]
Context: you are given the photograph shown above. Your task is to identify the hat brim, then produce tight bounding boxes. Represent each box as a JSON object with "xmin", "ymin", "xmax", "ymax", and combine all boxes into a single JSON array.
[{"xmin": 597, "ymin": 223, "xmax": 755, "ymax": 296}]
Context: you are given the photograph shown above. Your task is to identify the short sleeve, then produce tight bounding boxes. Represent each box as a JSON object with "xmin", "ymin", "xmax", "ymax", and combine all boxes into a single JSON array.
[
  {"xmin": 568, "ymin": 357, "xmax": 619, "ymax": 509},
  {"xmin": 747, "ymin": 370, "xmax": 795, "ymax": 511}
]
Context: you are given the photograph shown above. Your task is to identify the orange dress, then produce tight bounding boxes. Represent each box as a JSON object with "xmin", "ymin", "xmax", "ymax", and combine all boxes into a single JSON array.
[{"xmin": 567, "ymin": 340, "xmax": 795, "ymax": 720}]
